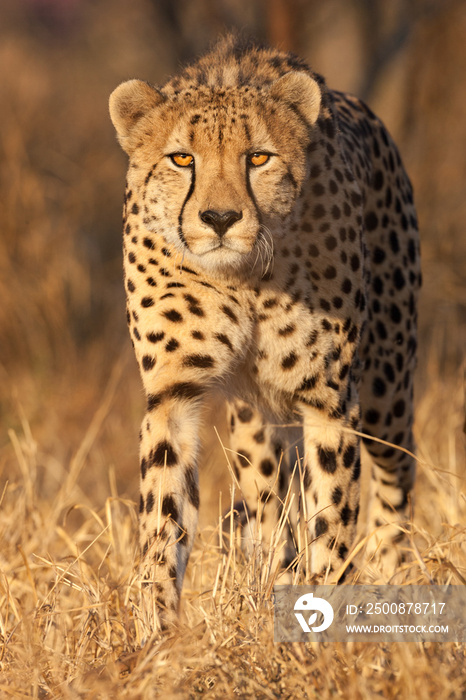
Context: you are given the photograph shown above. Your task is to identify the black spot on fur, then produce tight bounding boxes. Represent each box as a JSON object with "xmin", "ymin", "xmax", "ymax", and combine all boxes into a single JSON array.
[
  {"xmin": 393, "ymin": 399, "xmax": 406, "ymax": 417},
  {"xmin": 340, "ymin": 503, "xmax": 352, "ymax": 526},
  {"xmin": 146, "ymin": 491, "xmax": 154, "ymax": 514},
  {"xmin": 165, "ymin": 338, "xmax": 179, "ymax": 352},
  {"xmin": 306, "ymin": 330, "xmax": 319, "ymax": 346},
  {"xmin": 373, "ymin": 170, "xmax": 384, "ymax": 190},
  {"xmin": 373, "ymin": 377, "xmax": 387, "ymax": 397},
  {"xmin": 142, "ymin": 355, "xmax": 156, "ymax": 371},
  {"xmin": 161, "ymin": 495, "xmax": 179, "ymax": 521},
  {"xmin": 299, "ymin": 375, "xmax": 318, "ymax": 391},
  {"xmin": 393, "ymin": 268, "xmax": 406, "ymax": 290},
  {"xmin": 183, "ymin": 354, "xmax": 214, "ymax": 369},
  {"xmin": 364, "ymin": 211, "xmax": 378, "ymax": 232},
  {"xmin": 343, "ymin": 444, "xmax": 356, "ymax": 469},
  {"xmin": 338, "ymin": 543, "xmax": 348, "ymax": 559},
  {"xmin": 263, "ymin": 297, "xmax": 278, "ymax": 309},
  {"xmin": 260, "ymin": 459, "xmax": 275, "ymax": 476},
  {"xmin": 352, "ymin": 458, "xmax": 361, "ymax": 481},
  {"xmin": 215, "ymin": 333, "xmax": 234, "ymax": 351},
  {"xmin": 278, "ymin": 324, "xmax": 296, "ymax": 336},
  {"xmin": 253, "ymin": 429, "xmax": 265, "ymax": 443},
  {"xmin": 164, "ymin": 309, "xmax": 183, "ymax": 322},
  {"xmin": 147, "ymin": 393, "xmax": 163, "ymax": 411},
  {"xmin": 365, "ymin": 409, "xmax": 380, "ymax": 425},
  {"xmin": 185, "ymin": 467, "xmax": 200, "ymax": 509},
  {"xmin": 151, "ymin": 441, "xmax": 177, "ymax": 467},
  {"xmin": 315, "ymin": 516, "xmax": 329, "ymax": 537},
  {"xmin": 389, "ymin": 230, "xmax": 400, "ymax": 254},
  {"xmin": 221, "ymin": 305, "xmax": 238, "ymax": 323},
  {"xmin": 332, "ymin": 487, "xmax": 343, "ymax": 505},
  {"xmin": 281, "ymin": 352, "xmax": 298, "ymax": 370},
  {"xmin": 317, "ymin": 447, "xmax": 337, "ymax": 473},
  {"xmin": 169, "ymin": 382, "xmax": 204, "ymax": 401},
  {"xmin": 237, "ymin": 406, "xmax": 253, "ymax": 422},
  {"xmin": 238, "ymin": 451, "xmax": 251, "ymax": 467}
]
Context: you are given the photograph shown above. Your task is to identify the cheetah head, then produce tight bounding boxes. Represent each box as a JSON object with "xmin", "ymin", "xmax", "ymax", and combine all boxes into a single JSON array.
[{"xmin": 109, "ymin": 71, "xmax": 321, "ymax": 275}]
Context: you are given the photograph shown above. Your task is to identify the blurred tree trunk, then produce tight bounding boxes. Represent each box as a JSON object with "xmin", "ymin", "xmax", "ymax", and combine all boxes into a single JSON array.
[
  {"xmin": 264, "ymin": 0, "xmax": 299, "ymax": 51},
  {"xmin": 355, "ymin": 0, "xmax": 460, "ymax": 100}
]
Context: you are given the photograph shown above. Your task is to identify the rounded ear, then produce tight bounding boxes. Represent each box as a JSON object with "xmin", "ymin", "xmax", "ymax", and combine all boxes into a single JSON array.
[
  {"xmin": 269, "ymin": 72, "xmax": 321, "ymax": 126},
  {"xmin": 109, "ymin": 79, "xmax": 165, "ymax": 153}
]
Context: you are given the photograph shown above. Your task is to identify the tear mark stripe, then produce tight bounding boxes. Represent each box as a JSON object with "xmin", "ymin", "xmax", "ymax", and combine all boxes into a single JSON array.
[{"xmin": 178, "ymin": 164, "xmax": 196, "ymax": 246}]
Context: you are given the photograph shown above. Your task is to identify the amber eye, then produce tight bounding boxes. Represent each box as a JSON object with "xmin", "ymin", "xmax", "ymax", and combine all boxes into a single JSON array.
[
  {"xmin": 171, "ymin": 153, "xmax": 194, "ymax": 167},
  {"xmin": 249, "ymin": 153, "xmax": 270, "ymax": 167}
]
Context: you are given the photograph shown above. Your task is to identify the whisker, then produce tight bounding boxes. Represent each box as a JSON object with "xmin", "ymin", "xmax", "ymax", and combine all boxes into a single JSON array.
[{"xmin": 257, "ymin": 225, "xmax": 274, "ymax": 276}]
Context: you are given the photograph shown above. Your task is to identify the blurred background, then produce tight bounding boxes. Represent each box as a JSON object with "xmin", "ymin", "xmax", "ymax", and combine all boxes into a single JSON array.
[{"xmin": 0, "ymin": 0, "xmax": 464, "ymax": 515}]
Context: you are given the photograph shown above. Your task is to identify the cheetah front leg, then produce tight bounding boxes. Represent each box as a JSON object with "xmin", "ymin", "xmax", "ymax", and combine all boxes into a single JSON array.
[
  {"xmin": 363, "ymin": 388, "xmax": 417, "ymax": 575},
  {"xmin": 226, "ymin": 400, "xmax": 296, "ymax": 572},
  {"xmin": 138, "ymin": 385, "xmax": 205, "ymax": 634},
  {"xmin": 299, "ymin": 386, "xmax": 361, "ymax": 579}
]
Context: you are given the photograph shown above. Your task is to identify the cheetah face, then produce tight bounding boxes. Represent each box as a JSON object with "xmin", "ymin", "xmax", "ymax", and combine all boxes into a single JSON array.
[{"xmin": 110, "ymin": 72, "xmax": 321, "ymax": 273}]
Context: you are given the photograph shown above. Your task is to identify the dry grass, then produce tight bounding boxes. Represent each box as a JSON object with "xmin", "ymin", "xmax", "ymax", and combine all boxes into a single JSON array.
[
  {"xmin": 1, "ymin": 355, "xmax": 465, "ymax": 698},
  {"xmin": 1, "ymin": 1, "xmax": 466, "ymax": 697}
]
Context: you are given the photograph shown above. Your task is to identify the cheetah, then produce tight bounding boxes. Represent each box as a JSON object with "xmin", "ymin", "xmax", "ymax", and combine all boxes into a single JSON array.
[{"xmin": 109, "ymin": 36, "xmax": 421, "ymax": 632}]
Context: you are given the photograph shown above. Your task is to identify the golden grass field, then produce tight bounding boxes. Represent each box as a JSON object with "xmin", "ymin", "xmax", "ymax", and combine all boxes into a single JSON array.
[
  {"xmin": 1, "ymin": 2, "xmax": 465, "ymax": 697},
  {"xmin": 1, "ymin": 355, "xmax": 465, "ymax": 698}
]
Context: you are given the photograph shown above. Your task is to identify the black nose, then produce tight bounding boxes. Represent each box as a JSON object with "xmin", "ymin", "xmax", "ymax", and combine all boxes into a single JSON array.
[{"xmin": 199, "ymin": 209, "xmax": 243, "ymax": 238}]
